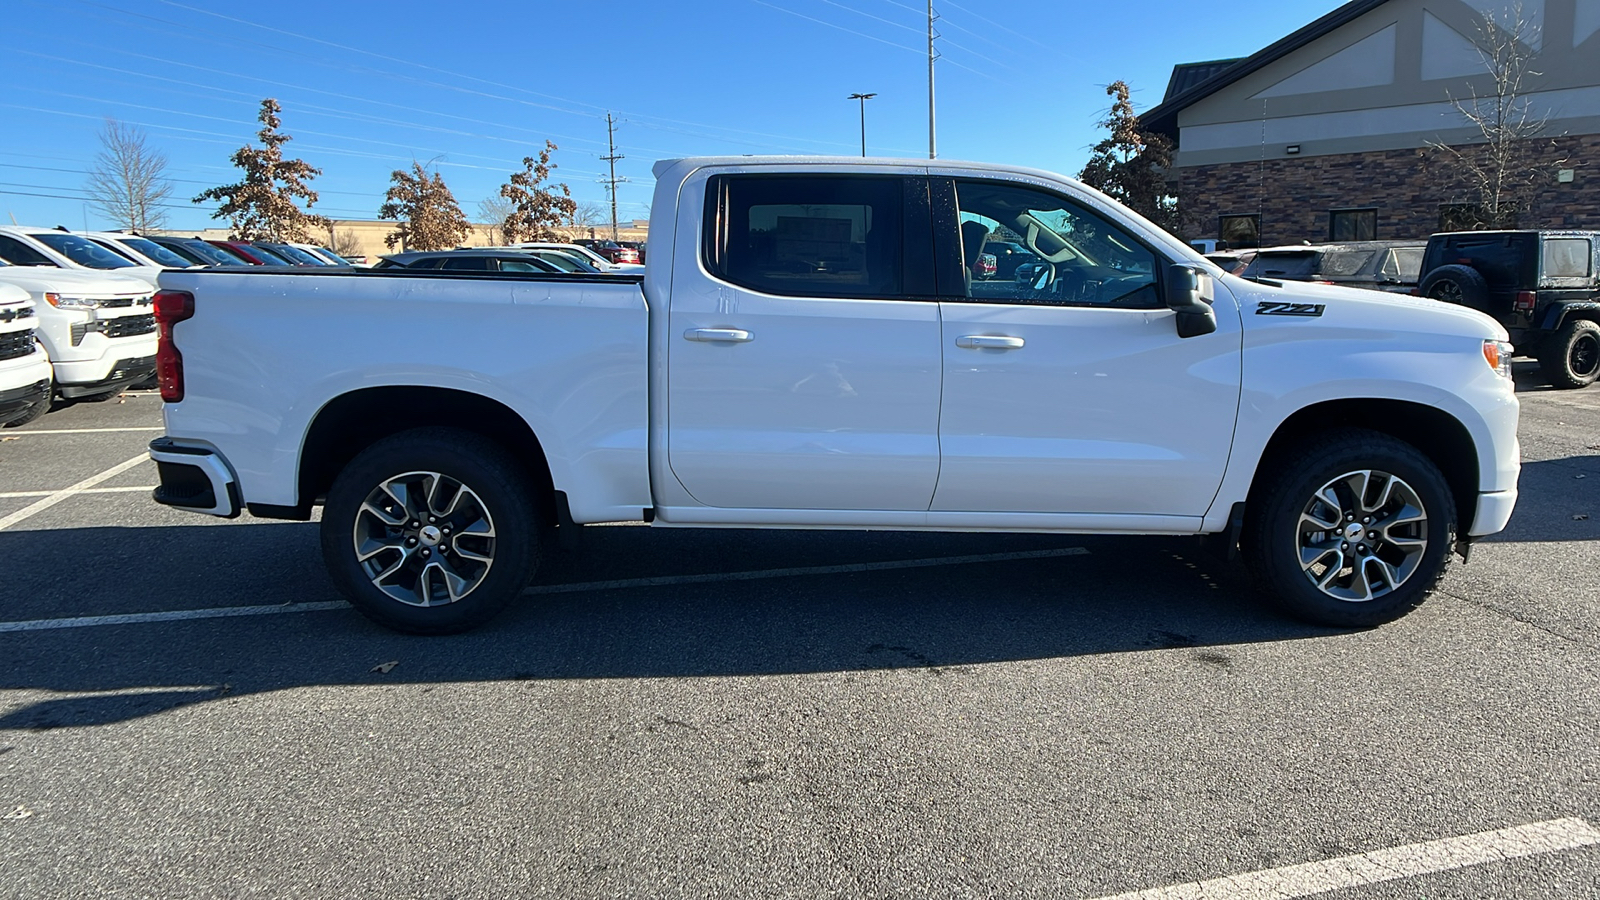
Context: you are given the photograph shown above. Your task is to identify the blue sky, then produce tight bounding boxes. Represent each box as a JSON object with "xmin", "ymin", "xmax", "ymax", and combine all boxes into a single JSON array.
[{"xmin": 0, "ymin": 0, "xmax": 1342, "ymax": 232}]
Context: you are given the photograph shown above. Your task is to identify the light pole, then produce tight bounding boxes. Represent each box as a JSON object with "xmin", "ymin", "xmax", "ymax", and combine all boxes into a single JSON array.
[{"xmin": 848, "ymin": 92, "xmax": 876, "ymax": 157}]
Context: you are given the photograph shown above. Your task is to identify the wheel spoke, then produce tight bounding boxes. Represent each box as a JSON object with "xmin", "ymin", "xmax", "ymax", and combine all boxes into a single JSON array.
[
  {"xmin": 1299, "ymin": 540, "xmax": 1341, "ymax": 571},
  {"xmin": 1296, "ymin": 467, "xmax": 1429, "ymax": 604},
  {"xmin": 352, "ymin": 470, "xmax": 497, "ymax": 608}
]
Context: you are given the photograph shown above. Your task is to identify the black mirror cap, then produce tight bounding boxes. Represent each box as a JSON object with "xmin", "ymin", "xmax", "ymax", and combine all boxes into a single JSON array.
[{"xmin": 1166, "ymin": 264, "xmax": 1218, "ymax": 337}]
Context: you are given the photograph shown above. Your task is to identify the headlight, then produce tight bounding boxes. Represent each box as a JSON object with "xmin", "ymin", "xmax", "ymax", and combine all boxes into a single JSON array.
[
  {"xmin": 1482, "ymin": 340, "xmax": 1514, "ymax": 379},
  {"xmin": 44, "ymin": 293, "xmax": 99, "ymax": 310}
]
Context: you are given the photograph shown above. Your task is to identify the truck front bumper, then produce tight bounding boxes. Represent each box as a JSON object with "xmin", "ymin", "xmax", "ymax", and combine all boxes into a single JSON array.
[
  {"xmin": 149, "ymin": 437, "xmax": 240, "ymax": 518},
  {"xmin": 0, "ymin": 378, "xmax": 51, "ymax": 426},
  {"xmin": 1468, "ymin": 489, "xmax": 1518, "ymax": 538},
  {"xmin": 57, "ymin": 355, "xmax": 157, "ymax": 399}
]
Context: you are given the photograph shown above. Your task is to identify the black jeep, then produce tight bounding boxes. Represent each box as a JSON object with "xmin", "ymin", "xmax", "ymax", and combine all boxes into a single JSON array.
[{"xmin": 1419, "ymin": 230, "xmax": 1600, "ymax": 388}]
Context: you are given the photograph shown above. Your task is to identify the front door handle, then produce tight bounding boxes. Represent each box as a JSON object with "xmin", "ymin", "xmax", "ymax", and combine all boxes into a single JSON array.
[
  {"xmin": 956, "ymin": 334, "xmax": 1025, "ymax": 350},
  {"xmin": 684, "ymin": 327, "xmax": 753, "ymax": 343}
]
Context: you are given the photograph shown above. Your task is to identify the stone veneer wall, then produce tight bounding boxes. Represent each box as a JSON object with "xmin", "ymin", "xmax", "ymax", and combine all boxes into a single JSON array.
[{"xmin": 1179, "ymin": 133, "xmax": 1599, "ymax": 245}]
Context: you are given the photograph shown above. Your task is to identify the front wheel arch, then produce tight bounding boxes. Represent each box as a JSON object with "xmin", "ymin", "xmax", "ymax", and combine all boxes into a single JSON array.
[{"xmin": 1247, "ymin": 398, "xmax": 1480, "ymax": 537}]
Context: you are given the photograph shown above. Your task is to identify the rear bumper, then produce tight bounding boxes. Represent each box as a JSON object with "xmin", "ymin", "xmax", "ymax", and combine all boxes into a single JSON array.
[
  {"xmin": 1469, "ymin": 489, "xmax": 1518, "ymax": 538},
  {"xmin": 149, "ymin": 437, "xmax": 240, "ymax": 518}
]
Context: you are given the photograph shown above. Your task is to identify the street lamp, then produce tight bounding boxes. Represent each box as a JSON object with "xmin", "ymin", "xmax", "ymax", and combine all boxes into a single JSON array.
[{"xmin": 848, "ymin": 92, "xmax": 876, "ymax": 157}]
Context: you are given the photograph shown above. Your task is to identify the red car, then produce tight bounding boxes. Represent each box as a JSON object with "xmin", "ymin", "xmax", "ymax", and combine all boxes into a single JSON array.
[
  {"xmin": 594, "ymin": 240, "xmax": 641, "ymax": 264},
  {"xmin": 206, "ymin": 240, "xmax": 293, "ymax": 265}
]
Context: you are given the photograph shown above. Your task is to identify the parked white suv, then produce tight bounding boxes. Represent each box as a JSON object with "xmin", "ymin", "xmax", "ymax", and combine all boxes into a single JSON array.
[
  {"xmin": 0, "ymin": 259, "xmax": 157, "ymax": 403},
  {"xmin": 0, "ymin": 225, "xmax": 164, "ymax": 288},
  {"xmin": 0, "ymin": 282, "xmax": 52, "ymax": 427}
]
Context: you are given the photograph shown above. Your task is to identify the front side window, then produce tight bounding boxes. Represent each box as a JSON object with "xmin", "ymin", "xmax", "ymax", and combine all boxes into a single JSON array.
[
  {"xmin": 1329, "ymin": 208, "xmax": 1377, "ymax": 241},
  {"xmin": 955, "ymin": 180, "xmax": 1160, "ymax": 308},
  {"xmin": 0, "ymin": 234, "xmax": 64, "ymax": 267},
  {"xmin": 438, "ymin": 256, "xmax": 490, "ymax": 271},
  {"xmin": 706, "ymin": 174, "xmax": 903, "ymax": 298},
  {"xmin": 1219, "ymin": 214, "xmax": 1260, "ymax": 249},
  {"xmin": 30, "ymin": 233, "xmax": 137, "ymax": 268}
]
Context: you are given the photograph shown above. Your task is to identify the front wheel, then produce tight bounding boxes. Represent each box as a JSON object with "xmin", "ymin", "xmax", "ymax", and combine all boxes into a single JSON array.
[
  {"xmin": 1243, "ymin": 430, "xmax": 1456, "ymax": 628},
  {"xmin": 1538, "ymin": 319, "xmax": 1600, "ymax": 389},
  {"xmin": 321, "ymin": 427, "xmax": 542, "ymax": 634}
]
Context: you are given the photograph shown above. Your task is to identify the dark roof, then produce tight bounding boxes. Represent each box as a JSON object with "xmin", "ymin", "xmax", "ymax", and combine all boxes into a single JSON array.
[
  {"xmin": 1142, "ymin": 0, "xmax": 1390, "ymax": 139},
  {"xmin": 1162, "ymin": 59, "xmax": 1244, "ymax": 102}
]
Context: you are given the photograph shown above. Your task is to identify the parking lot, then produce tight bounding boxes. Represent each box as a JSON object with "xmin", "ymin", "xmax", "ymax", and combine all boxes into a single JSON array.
[{"xmin": 1, "ymin": 370, "xmax": 1596, "ymax": 899}]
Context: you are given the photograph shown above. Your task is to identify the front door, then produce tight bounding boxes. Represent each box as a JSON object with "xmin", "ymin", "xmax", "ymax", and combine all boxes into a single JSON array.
[
  {"xmin": 666, "ymin": 172, "xmax": 944, "ymax": 511},
  {"xmin": 931, "ymin": 177, "xmax": 1242, "ymax": 517}
]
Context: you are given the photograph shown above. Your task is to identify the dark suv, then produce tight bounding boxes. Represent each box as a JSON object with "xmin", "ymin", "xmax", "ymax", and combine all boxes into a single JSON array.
[{"xmin": 1419, "ymin": 231, "xmax": 1600, "ymax": 388}]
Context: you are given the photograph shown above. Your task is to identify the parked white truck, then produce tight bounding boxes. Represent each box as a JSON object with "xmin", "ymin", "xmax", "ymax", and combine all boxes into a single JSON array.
[
  {"xmin": 149, "ymin": 157, "xmax": 1520, "ymax": 634},
  {"xmin": 0, "ymin": 283, "xmax": 52, "ymax": 427}
]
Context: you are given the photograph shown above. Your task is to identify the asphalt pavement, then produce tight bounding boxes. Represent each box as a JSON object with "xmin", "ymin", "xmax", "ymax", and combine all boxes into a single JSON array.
[{"xmin": 0, "ymin": 370, "xmax": 1596, "ymax": 899}]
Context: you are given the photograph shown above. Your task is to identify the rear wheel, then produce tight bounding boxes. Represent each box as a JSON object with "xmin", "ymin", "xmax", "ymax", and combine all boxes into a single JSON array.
[
  {"xmin": 321, "ymin": 427, "xmax": 542, "ymax": 634},
  {"xmin": 1244, "ymin": 429, "xmax": 1455, "ymax": 628},
  {"xmin": 1538, "ymin": 319, "xmax": 1600, "ymax": 389}
]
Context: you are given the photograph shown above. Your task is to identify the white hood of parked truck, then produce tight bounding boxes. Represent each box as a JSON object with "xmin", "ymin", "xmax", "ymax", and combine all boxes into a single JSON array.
[
  {"xmin": 1225, "ymin": 275, "xmax": 1508, "ymax": 341},
  {"xmin": 0, "ymin": 266, "xmax": 153, "ymax": 298}
]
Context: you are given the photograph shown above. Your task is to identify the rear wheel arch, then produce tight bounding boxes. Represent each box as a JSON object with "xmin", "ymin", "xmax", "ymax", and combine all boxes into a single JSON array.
[
  {"xmin": 297, "ymin": 386, "xmax": 556, "ymax": 520},
  {"xmin": 1247, "ymin": 399, "xmax": 1480, "ymax": 535}
]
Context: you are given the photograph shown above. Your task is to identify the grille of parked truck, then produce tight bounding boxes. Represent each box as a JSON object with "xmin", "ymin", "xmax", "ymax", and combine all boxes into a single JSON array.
[{"xmin": 146, "ymin": 157, "xmax": 1521, "ymax": 635}]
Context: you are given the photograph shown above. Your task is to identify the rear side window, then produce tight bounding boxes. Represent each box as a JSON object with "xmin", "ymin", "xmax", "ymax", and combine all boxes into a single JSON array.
[
  {"xmin": 705, "ymin": 174, "xmax": 904, "ymax": 298},
  {"xmin": 1319, "ymin": 249, "xmax": 1376, "ymax": 277},
  {"xmin": 1542, "ymin": 238, "xmax": 1592, "ymax": 278},
  {"xmin": 1381, "ymin": 248, "xmax": 1425, "ymax": 281}
]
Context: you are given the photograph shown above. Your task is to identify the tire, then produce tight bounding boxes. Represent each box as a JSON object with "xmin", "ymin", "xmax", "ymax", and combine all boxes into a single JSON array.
[
  {"xmin": 1537, "ymin": 319, "xmax": 1600, "ymax": 389},
  {"xmin": 76, "ymin": 388, "xmax": 124, "ymax": 403},
  {"xmin": 320, "ymin": 427, "xmax": 542, "ymax": 634},
  {"xmin": 1420, "ymin": 265, "xmax": 1491, "ymax": 314},
  {"xmin": 1243, "ymin": 429, "xmax": 1456, "ymax": 628}
]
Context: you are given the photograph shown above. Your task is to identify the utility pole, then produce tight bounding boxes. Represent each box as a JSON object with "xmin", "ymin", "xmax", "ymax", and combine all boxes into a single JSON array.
[
  {"xmin": 848, "ymin": 92, "xmax": 876, "ymax": 157},
  {"xmin": 600, "ymin": 112, "xmax": 626, "ymax": 241},
  {"xmin": 927, "ymin": 0, "xmax": 937, "ymax": 159}
]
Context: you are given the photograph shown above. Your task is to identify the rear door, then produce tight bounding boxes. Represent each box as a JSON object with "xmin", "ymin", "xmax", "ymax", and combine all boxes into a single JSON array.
[
  {"xmin": 665, "ymin": 171, "xmax": 944, "ymax": 511},
  {"xmin": 929, "ymin": 176, "xmax": 1242, "ymax": 517}
]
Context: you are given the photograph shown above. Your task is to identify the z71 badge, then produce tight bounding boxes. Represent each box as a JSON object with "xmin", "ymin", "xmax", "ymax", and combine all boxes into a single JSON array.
[{"xmin": 1256, "ymin": 301, "xmax": 1326, "ymax": 317}]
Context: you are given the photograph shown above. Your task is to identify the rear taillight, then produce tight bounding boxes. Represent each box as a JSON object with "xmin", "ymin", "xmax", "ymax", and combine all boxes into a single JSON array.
[
  {"xmin": 1513, "ymin": 291, "xmax": 1537, "ymax": 314},
  {"xmin": 153, "ymin": 290, "xmax": 194, "ymax": 402}
]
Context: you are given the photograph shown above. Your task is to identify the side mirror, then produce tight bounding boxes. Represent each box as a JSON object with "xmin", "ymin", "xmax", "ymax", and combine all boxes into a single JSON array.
[
  {"xmin": 1165, "ymin": 264, "xmax": 1218, "ymax": 338},
  {"xmin": 1030, "ymin": 265, "xmax": 1053, "ymax": 292}
]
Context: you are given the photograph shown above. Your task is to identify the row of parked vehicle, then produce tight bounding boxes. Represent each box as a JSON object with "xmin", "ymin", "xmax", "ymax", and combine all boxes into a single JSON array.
[
  {"xmin": 1197, "ymin": 231, "xmax": 1600, "ymax": 389},
  {"xmin": 0, "ymin": 224, "xmax": 654, "ymax": 427}
]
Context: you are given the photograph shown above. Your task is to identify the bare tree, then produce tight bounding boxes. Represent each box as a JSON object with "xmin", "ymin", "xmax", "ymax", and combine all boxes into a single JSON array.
[
  {"xmin": 498, "ymin": 141, "xmax": 577, "ymax": 244},
  {"xmin": 1431, "ymin": 3, "xmax": 1565, "ymax": 228},
  {"xmin": 194, "ymin": 99, "xmax": 332, "ymax": 241},
  {"xmin": 570, "ymin": 202, "xmax": 606, "ymax": 230},
  {"xmin": 84, "ymin": 119, "xmax": 174, "ymax": 232},
  {"xmin": 476, "ymin": 195, "xmax": 515, "ymax": 245},
  {"xmin": 328, "ymin": 228, "xmax": 364, "ymax": 259},
  {"xmin": 379, "ymin": 161, "xmax": 471, "ymax": 251}
]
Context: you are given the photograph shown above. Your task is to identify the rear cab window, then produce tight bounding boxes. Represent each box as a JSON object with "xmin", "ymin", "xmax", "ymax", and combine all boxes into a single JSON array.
[
  {"xmin": 703, "ymin": 174, "xmax": 907, "ymax": 299},
  {"xmin": 1541, "ymin": 238, "xmax": 1593, "ymax": 284}
]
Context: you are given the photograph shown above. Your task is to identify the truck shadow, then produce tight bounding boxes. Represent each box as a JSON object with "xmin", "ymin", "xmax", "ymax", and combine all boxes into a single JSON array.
[
  {"xmin": 1478, "ymin": 455, "xmax": 1599, "ymax": 543},
  {"xmin": 0, "ymin": 522, "xmax": 1339, "ymax": 730}
]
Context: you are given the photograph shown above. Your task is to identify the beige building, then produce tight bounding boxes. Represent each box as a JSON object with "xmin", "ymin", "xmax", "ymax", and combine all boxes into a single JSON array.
[
  {"xmin": 1144, "ymin": 0, "xmax": 1600, "ymax": 246},
  {"xmin": 178, "ymin": 219, "xmax": 650, "ymax": 263}
]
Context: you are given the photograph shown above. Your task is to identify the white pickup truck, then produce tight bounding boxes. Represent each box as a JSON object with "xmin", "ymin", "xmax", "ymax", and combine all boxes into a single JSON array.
[{"xmin": 149, "ymin": 157, "xmax": 1520, "ymax": 634}]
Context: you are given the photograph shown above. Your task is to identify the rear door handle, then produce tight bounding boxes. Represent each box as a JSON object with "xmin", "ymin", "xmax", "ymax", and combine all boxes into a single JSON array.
[
  {"xmin": 684, "ymin": 327, "xmax": 753, "ymax": 343},
  {"xmin": 956, "ymin": 335, "xmax": 1025, "ymax": 350}
]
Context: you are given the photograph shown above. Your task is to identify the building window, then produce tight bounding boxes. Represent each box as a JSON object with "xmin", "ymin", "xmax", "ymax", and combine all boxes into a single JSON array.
[
  {"xmin": 1439, "ymin": 203, "xmax": 1488, "ymax": 231},
  {"xmin": 1218, "ymin": 214, "xmax": 1260, "ymax": 249},
  {"xmin": 1329, "ymin": 208, "xmax": 1377, "ymax": 241}
]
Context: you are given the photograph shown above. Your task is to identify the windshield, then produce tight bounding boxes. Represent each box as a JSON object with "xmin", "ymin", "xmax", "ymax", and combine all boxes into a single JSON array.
[
  {"xmin": 534, "ymin": 251, "xmax": 595, "ymax": 272},
  {"xmin": 270, "ymin": 244, "xmax": 328, "ymax": 265},
  {"xmin": 189, "ymin": 241, "xmax": 247, "ymax": 264},
  {"xmin": 31, "ymin": 233, "xmax": 138, "ymax": 269},
  {"xmin": 244, "ymin": 244, "xmax": 292, "ymax": 265},
  {"xmin": 1244, "ymin": 251, "xmax": 1318, "ymax": 280},
  {"xmin": 120, "ymin": 237, "xmax": 193, "ymax": 267}
]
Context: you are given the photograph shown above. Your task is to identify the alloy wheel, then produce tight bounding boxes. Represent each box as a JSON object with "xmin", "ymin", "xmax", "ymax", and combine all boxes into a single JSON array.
[
  {"xmin": 351, "ymin": 471, "xmax": 496, "ymax": 607},
  {"xmin": 1296, "ymin": 469, "xmax": 1428, "ymax": 602}
]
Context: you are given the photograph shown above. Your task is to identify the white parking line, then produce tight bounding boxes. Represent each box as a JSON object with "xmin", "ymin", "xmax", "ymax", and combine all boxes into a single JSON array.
[
  {"xmin": 5, "ymin": 426, "xmax": 164, "ymax": 435},
  {"xmin": 0, "ymin": 485, "xmax": 156, "ymax": 499},
  {"xmin": 0, "ymin": 454, "xmax": 151, "ymax": 532},
  {"xmin": 0, "ymin": 546, "xmax": 1089, "ymax": 633},
  {"xmin": 1091, "ymin": 817, "xmax": 1600, "ymax": 900}
]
